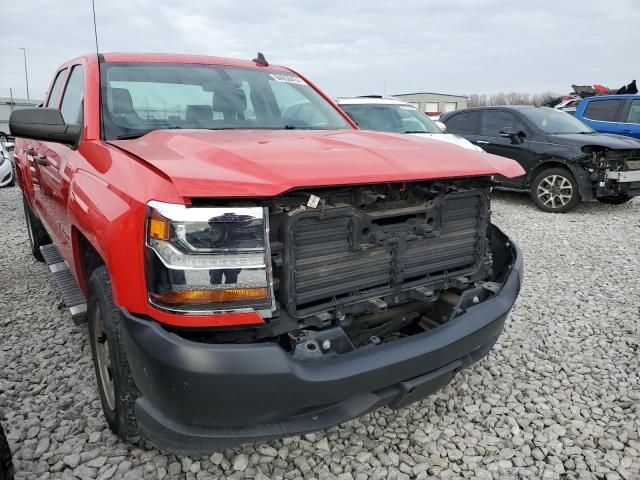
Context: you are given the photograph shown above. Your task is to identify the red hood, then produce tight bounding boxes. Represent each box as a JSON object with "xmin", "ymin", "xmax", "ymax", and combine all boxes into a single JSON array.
[{"xmin": 108, "ymin": 129, "xmax": 524, "ymax": 198}]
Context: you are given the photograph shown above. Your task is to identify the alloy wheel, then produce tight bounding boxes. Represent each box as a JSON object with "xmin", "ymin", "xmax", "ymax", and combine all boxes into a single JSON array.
[{"xmin": 537, "ymin": 174, "xmax": 573, "ymax": 209}]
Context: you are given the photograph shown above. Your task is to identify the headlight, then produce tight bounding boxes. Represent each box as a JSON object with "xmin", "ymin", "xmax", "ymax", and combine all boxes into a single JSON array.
[{"xmin": 145, "ymin": 200, "xmax": 274, "ymax": 316}]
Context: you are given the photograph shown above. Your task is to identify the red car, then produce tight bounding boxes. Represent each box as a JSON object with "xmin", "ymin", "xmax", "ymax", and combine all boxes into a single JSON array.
[{"xmin": 10, "ymin": 53, "xmax": 524, "ymax": 454}]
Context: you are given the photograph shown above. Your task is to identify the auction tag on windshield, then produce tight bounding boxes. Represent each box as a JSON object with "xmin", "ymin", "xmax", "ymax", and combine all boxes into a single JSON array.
[
  {"xmin": 270, "ymin": 73, "xmax": 306, "ymax": 85},
  {"xmin": 307, "ymin": 194, "xmax": 320, "ymax": 208}
]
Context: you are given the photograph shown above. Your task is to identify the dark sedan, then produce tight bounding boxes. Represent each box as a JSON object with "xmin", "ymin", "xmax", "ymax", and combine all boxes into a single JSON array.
[{"xmin": 441, "ymin": 106, "xmax": 640, "ymax": 212}]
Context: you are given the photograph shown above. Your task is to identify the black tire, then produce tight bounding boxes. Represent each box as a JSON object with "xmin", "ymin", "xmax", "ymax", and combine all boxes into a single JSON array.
[
  {"xmin": 0, "ymin": 422, "xmax": 14, "ymax": 480},
  {"xmin": 87, "ymin": 266, "xmax": 140, "ymax": 442},
  {"xmin": 530, "ymin": 167, "xmax": 580, "ymax": 213},
  {"xmin": 22, "ymin": 196, "xmax": 50, "ymax": 261},
  {"xmin": 597, "ymin": 195, "xmax": 632, "ymax": 205}
]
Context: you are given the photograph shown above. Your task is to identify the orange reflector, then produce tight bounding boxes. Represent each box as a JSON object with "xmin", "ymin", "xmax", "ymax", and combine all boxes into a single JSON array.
[
  {"xmin": 149, "ymin": 218, "xmax": 170, "ymax": 241},
  {"xmin": 152, "ymin": 288, "xmax": 269, "ymax": 305}
]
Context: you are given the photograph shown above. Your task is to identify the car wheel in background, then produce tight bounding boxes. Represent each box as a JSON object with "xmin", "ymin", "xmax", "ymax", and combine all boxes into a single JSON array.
[
  {"xmin": 531, "ymin": 167, "xmax": 580, "ymax": 213},
  {"xmin": 87, "ymin": 267, "xmax": 140, "ymax": 442},
  {"xmin": 22, "ymin": 196, "xmax": 50, "ymax": 261},
  {"xmin": 0, "ymin": 422, "xmax": 14, "ymax": 480},
  {"xmin": 597, "ymin": 195, "xmax": 632, "ymax": 205}
]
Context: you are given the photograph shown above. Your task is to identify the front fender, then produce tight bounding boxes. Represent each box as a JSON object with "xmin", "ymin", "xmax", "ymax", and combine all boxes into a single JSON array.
[
  {"xmin": 528, "ymin": 157, "xmax": 592, "ymax": 200},
  {"xmin": 68, "ymin": 170, "xmax": 147, "ymax": 305}
]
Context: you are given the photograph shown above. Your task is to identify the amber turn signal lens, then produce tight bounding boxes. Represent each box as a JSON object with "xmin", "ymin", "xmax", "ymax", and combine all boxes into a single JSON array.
[
  {"xmin": 152, "ymin": 288, "xmax": 269, "ymax": 305},
  {"xmin": 149, "ymin": 218, "xmax": 170, "ymax": 241}
]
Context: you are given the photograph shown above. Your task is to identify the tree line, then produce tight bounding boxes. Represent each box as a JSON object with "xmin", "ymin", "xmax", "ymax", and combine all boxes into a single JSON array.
[{"xmin": 467, "ymin": 92, "xmax": 562, "ymax": 107}]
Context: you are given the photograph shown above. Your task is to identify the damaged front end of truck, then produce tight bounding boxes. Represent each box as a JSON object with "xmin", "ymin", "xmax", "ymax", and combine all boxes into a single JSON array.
[
  {"xmin": 125, "ymin": 175, "xmax": 522, "ymax": 453},
  {"xmin": 154, "ymin": 177, "xmax": 519, "ymax": 352}
]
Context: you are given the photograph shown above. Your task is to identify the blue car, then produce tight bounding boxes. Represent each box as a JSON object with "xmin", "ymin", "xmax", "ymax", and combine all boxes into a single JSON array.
[{"xmin": 574, "ymin": 95, "xmax": 640, "ymax": 139}]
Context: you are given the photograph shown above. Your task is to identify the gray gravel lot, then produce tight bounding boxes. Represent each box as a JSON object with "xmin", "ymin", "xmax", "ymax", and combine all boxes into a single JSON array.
[{"xmin": 1, "ymin": 184, "xmax": 639, "ymax": 480}]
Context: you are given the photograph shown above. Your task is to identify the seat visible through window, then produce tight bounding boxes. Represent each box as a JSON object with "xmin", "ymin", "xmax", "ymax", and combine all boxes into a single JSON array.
[
  {"xmin": 185, "ymin": 105, "xmax": 213, "ymax": 125},
  {"xmin": 111, "ymin": 88, "xmax": 142, "ymax": 127}
]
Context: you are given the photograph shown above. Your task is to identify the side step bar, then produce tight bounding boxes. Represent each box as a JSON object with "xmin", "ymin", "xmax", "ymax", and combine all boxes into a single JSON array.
[{"xmin": 40, "ymin": 244, "xmax": 87, "ymax": 325}]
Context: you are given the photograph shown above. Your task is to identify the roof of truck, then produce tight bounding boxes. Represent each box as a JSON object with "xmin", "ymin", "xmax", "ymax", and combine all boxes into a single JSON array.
[
  {"xmin": 581, "ymin": 94, "xmax": 640, "ymax": 101},
  {"xmin": 97, "ymin": 52, "xmax": 289, "ymax": 70}
]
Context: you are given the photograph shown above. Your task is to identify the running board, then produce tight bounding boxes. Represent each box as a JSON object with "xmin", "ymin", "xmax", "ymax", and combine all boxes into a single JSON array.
[{"xmin": 40, "ymin": 244, "xmax": 87, "ymax": 325}]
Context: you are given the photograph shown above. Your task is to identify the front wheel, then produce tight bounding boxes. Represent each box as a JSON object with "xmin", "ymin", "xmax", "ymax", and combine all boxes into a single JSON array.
[
  {"xmin": 87, "ymin": 266, "xmax": 140, "ymax": 442},
  {"xmin": 597, "ymin": 195, "xmax": 632, "ymax": 205},
  {"xmin": 530, "ymin": 168, "xmax": 580, "ymax": 213}
]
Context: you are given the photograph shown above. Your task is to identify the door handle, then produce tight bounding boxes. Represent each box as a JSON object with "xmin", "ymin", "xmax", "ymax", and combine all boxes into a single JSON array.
[
  {"xmin": 35, "ymin": 155, "xmax": 49, "ymax": 166},
  {"xmin": 476, "ymin": 140, "xmax": 490, "ymax": 145}
]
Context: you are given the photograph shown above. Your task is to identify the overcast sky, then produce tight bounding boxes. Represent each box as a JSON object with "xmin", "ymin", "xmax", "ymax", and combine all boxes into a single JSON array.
[{"xmin": 1, "ymin": 0, "xmax": 638, "ymax": 101}]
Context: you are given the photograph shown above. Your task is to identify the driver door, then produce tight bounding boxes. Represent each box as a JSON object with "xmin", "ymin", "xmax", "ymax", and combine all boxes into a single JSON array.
[{"xmin": 28, "ymin": 68, "xmax": 68, "ymax": 217}]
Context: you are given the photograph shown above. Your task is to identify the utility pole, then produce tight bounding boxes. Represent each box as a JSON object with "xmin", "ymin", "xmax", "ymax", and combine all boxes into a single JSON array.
[{"xmin": 20, "ymin": 47, "xmax": 30, "ymax": 101}]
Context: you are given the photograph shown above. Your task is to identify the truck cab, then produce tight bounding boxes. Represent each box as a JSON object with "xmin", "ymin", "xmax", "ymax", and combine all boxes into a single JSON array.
[
  {"xmin": 11, "ymin": 53, "xmax": 523, "ymax": 454},
  {"xmin": 575, "ymin": 94, "xmax": 640, "ymax": 139}
]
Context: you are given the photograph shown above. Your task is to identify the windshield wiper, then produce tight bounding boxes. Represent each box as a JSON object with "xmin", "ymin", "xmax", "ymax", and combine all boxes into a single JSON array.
[
  {"xmin": 115, "ymin": 132, "xmax": 151, "ymax": 140},
  {"xmin": 115, "ymin": 126, "xmax": 182, "ymax": 140},
  {"xmin": 404, "ymin": 130, "xmax": 431, "ymax": 134},
  {"xmin": 283, "ymin": 125, "xmax": 322, "ymax": 130}
]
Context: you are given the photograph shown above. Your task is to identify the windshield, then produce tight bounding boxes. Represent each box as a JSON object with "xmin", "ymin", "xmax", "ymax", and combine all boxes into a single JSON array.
[
  {"xmin": 100, "ymin": 63, "xmax": 351, "ymax": 140},
  {"xmin": 521, "ymin": 107, "xmax": 594, "ymax": 134},
  {"xmin": 339, "ymin": 103, "xmax": 442, "ymax": 134}
]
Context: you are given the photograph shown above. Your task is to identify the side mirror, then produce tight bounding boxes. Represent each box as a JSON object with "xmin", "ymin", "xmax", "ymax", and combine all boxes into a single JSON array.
[
  {"xmin": 9, "ymin": 108, "xmax": 81, "ymax": 146},
  {"xmin": 499, "ymin": 126, "xmax": 525, "ymax": 144},
  {"xmin": 435, "ymin": 121, "xmax": 447, "ymax": 132}
]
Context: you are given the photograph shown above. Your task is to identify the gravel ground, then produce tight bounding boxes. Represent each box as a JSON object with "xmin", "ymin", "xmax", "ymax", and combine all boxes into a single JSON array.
[{"xmin": 1, "ymin": 184, "xmax": 639, "ymax": 480}]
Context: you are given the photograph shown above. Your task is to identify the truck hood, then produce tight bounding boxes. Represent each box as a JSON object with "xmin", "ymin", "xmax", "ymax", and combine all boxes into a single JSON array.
[
  {"xmin": 547, "ymin": 132, "xmax": 640, "ymax": 150},
  {"xmin": 108, "ymin": 129, "xmax": 524, "ymax": 198}
]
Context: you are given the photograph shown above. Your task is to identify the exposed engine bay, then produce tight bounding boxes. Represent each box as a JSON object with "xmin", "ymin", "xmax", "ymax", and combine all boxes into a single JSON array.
[
  {"xmin": 581, "ymin": 147, "xmax": 640, "ymax": 198},
  {"xmin": 176, "ymin": 178, "xmax": 517, "ymax": 356}
]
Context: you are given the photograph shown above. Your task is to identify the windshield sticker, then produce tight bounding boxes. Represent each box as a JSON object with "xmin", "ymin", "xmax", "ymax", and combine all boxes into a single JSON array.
[{"xmin": 269, "ymin": 73, "xmax": 306, "ymax": 85}]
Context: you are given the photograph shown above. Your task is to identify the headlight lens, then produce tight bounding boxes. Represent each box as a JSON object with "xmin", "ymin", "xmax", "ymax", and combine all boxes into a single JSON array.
[{"xmin": 145, "ymin": 201, "xmax": 273, "ymax": 315}]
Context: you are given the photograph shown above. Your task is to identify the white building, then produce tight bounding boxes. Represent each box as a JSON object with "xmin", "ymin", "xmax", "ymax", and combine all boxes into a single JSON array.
[{"xmin": 392, "ymin": 92, "xmax": 468, "ymax": 116}]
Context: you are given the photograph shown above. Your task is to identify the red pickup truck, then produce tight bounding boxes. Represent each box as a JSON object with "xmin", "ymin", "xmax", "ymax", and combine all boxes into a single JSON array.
[{"xmin": 10, "ymin": 53, "xmax": 524, "ymax": 454}]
